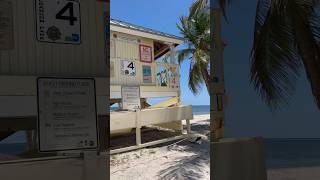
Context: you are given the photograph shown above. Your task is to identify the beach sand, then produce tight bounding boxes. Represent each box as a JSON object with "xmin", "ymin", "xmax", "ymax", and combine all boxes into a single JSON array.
[
  {"xmin": 110, "ymin": 114, "xmax": 320, "ymax": 180},
  {"xmin": 110, "ymin": 114, "xmax": 210, "ymax": 180}
]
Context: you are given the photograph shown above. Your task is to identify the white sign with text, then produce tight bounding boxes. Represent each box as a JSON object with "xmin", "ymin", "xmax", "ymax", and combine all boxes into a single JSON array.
[
  {"xmin": 37, "ymin": 78, "xmax": 98, "ymax": 152},
  {"xmin": 121, "ymin": 86, "xmax": 140, "ymax": 110}
]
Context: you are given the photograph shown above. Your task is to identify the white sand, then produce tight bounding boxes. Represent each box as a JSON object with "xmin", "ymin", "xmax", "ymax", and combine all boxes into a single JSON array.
[
  {"xmin": 110, "ymin": 114, "xmax": 210, "ymax": 180},
  {"xmin": 110, "ymin": 114, "xmax": 320, "ymax": 180},
  {"xmin": 268, "ymin": 167, "xmax": 320, "ymax": 180}
]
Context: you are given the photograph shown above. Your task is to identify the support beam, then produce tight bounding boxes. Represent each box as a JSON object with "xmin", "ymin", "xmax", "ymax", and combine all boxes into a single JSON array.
[
  {"xmin": 135, "ymin": 110, "xmax": 141, "ymax": 145},
  {"xmin": 186, "ymin": 119, "xmax": 191, "ymax": 134}
]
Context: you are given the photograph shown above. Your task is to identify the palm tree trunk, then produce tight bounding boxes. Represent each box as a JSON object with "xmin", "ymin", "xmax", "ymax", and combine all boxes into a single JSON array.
[
  {"xmin": 201, "ymin": 68, "xmax": 213, "ymax": 95},
  {"xmin": 210, "ymin": 7, "xmax": 226, "ymax": 142}
]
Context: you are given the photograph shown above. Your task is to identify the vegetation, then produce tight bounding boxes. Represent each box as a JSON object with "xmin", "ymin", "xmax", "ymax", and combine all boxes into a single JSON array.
[{"xmin": 178, "ymin": 0, "xmax": 320, "ymax": 110}]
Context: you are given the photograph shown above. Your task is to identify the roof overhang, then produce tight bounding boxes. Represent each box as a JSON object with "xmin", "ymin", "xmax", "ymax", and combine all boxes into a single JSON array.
[{"xmin": 110, "ymin": 22, "xmax": 184, "ymax": 45}]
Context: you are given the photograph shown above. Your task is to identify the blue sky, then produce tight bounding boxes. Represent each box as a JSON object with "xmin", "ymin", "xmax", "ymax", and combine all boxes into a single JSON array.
[{"xmin": 111, "ymin": 0, "xmax": 209, "ymax": 105}]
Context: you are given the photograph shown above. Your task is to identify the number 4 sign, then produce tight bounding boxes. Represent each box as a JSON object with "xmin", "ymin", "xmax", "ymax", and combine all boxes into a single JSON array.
[
  {"xmin": 121, "ymin": 60, "xmax": 136, "ymax": 76},
  {"xmin": 36, "ymin": 0, "xmax": 81, "ymax": 44}
]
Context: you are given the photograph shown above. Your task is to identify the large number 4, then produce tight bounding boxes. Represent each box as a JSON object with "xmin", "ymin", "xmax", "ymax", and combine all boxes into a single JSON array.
[
  {"xmin": 127, "ymin": 62, "xmax": 135, "ymax": 70},
  {"xmin": 56, "ymin": 2, "xmax": 77, "ymax": 26}
]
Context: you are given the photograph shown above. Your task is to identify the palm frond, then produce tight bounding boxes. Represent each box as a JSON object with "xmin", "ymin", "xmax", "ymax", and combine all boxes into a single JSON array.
[
  {"xmin": 188, "ymin": 60, "xmax": 204, "ymax": 94},
  {"xmin": 176, "ymin": 48, "xmax": 195, "ymax": 64},
  {"xmin": 287, "ymin": 0, "xmax": 320, "ymax": 108},
  {"xmin": 251, "ymin": 0, "xmax": 302, "ymax": 110},
  {"xmin": 189, "ymin": 0, "xmax": 209, "ymax": 19}
]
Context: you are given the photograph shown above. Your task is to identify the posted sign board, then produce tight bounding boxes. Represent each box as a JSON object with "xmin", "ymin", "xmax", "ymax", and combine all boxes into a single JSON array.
[
  {"xmin": 0, "ymin": 0, "xmax": 14, "ymax": 49},
  {"xmin": 35, "ymin": 0, "xmax": 81, "ymax": 44},
  {"xmin": 37, "ymin": 78, "xmax": 98, "ymax": 152},
  {"xmin": 121, "ymin": 86, "xmax": 140, "ymax": 110},
  {"xmin": 139, "ymin": 45, "xmax": 152, "ymax": 63},
  {"xmin": 121, "ymin": 60, "xmax": 136, "ymax": 76},
  {"xmin": 142, "ymin": 65, "xmax": 152, "ymax": 83}
]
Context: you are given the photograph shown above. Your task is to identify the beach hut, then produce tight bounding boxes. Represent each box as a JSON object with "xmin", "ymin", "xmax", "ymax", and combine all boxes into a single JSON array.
[{"xmin": 110, "ymin": 19, "xmax": 193, "ymax": 153}]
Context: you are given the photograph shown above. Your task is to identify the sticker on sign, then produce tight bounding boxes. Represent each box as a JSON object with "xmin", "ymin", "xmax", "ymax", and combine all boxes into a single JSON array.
[{"xmin": 35, "ymin": 0, "xmax": 81, "ymax": 44}]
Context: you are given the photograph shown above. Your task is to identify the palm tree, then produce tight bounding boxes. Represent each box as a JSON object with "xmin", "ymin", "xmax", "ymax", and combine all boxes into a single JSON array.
[
  {"xmin": 177, "ymin": 10, "xmax": 211, "ymax": 94},
  {"xmin": 177, "ymin": 0, "xmax": 227, "ymax": 141},
  {"xmin": 179, "ymin": 0, "xmax": 320, "ymax": 141}
]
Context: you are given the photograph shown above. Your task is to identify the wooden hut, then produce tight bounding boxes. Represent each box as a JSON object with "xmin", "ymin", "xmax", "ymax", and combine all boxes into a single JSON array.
[{"xmin": 110, "ymin": 19, "xmax": 193, "ymax": 153}]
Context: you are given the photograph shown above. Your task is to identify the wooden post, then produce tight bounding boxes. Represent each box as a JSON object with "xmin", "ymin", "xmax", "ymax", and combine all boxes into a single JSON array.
[
  {"xmin": 135, "ymin": 110, "xmax": 142, "ymax": 146},
  {"xmin": 26, "ymin": 130, "xmax": 34, "ymax": 151},
  {"xmin": 210, "ymin": 2, "xmax": 227, "ymax": 179},
  {"xmin": 186, "ymin": 119, "xmax": 191, "ymax": 134}
]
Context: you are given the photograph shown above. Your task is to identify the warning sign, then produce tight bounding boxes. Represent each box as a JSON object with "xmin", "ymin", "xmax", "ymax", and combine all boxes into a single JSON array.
[{"xmin": 35, "ymin": 0, "xmax": 81, "ymax": 44}]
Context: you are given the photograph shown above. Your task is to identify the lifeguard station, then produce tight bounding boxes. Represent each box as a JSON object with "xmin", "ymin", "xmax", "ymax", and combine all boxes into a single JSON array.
[{"xmin": 110, "ymin": 19, "xmax": 194, "ymax": 154}]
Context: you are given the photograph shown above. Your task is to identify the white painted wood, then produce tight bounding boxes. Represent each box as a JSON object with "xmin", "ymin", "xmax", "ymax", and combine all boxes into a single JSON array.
[
  {"xmin": 110, "ymin": 134, "xmax": 188, "ymax": 154},
  {"xmin": 110, "ymin": 105, "xmax": 193, "ymax": 131},
  {"xmin": 0, "ymin": 95, "xmax": 108, "ymax": 116},
  {"xmin": 110, "ymin": 30, "xmax": 181, "ymax": 98},
  {"xmin": 110, "ymin": 85, "xmax": 179, "ymax": 99},
  {"xmin": 0, "ymin": 76, "xmax": 108, "ymax": 95},
  {"xmin": 135, "ymin": 110, "xmax": 141, "ymax": 145},
  {"xmin": 0, "ymin": 0, "xmax": 107, "ymax": 77},
  {"xmin": 0, "ymin": 154, "xmax": 108, "ymax": 180},
  {"xmin": 110, "ymin": 25, "xmax": 183, "ymax": 45},
  {"xmin": 186, "ymin": 119, "xmax": 191, "ymax": 134}
]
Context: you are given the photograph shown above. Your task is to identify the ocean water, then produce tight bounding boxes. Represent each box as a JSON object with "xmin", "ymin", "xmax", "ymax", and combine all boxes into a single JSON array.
[
  {"xmin": 191, "ymin": 105, "xmax": 210, "ymax": 115},
  {"xmin": 264, "ymin": 138, "xmax": 320, "ymax": 169},
  {"xmin": 111, "ymin": 105, "xmax": 210, "ymax": 115}
]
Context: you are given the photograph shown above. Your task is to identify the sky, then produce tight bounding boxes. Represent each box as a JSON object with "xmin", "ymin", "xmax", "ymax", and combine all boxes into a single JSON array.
[
  {"xmin": 110, "ymin": 0, "xmax": 209, "ymax": 105},
  {"xmin": 110, "ymin": 0, "xmax": 320, "ymax": 138}
]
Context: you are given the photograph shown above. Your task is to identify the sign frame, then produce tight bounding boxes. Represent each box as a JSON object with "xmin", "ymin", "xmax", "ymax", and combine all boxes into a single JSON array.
[
  {"xmin": 139, "ymin": 44, "xmax": 153, "ymax": 63},
  {"xmin": 121, "ymin": 86, "xmax": 141, "ymax": 110},
  {"xmin": 121, "ymin": 60, "xmax": 136, "ymax": 76},
  {"xmin": 142, "ymin": 65, "xmax": 152, "ymax": 83},
  {"xmin": 35, "ymin": 0, "xmax": 82, "ymax": 45},
  {"xmin": 0, "ymin": 0, "xmax": 14, "ymax": 50},
  {"xmin": 37, "ymin": 77, "xmax": 99, "ymax": 153}
]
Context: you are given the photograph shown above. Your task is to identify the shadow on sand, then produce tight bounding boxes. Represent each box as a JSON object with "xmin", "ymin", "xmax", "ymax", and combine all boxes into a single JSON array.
[{"xmin": 158, "ymin": 121, "xmax": 210, "ymax": 180}]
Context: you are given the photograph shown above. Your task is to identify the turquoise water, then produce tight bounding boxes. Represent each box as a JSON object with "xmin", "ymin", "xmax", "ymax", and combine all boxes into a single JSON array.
[{"xmin": 191, "ymin": 105, "xmax": 210, "ymax": 115}]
